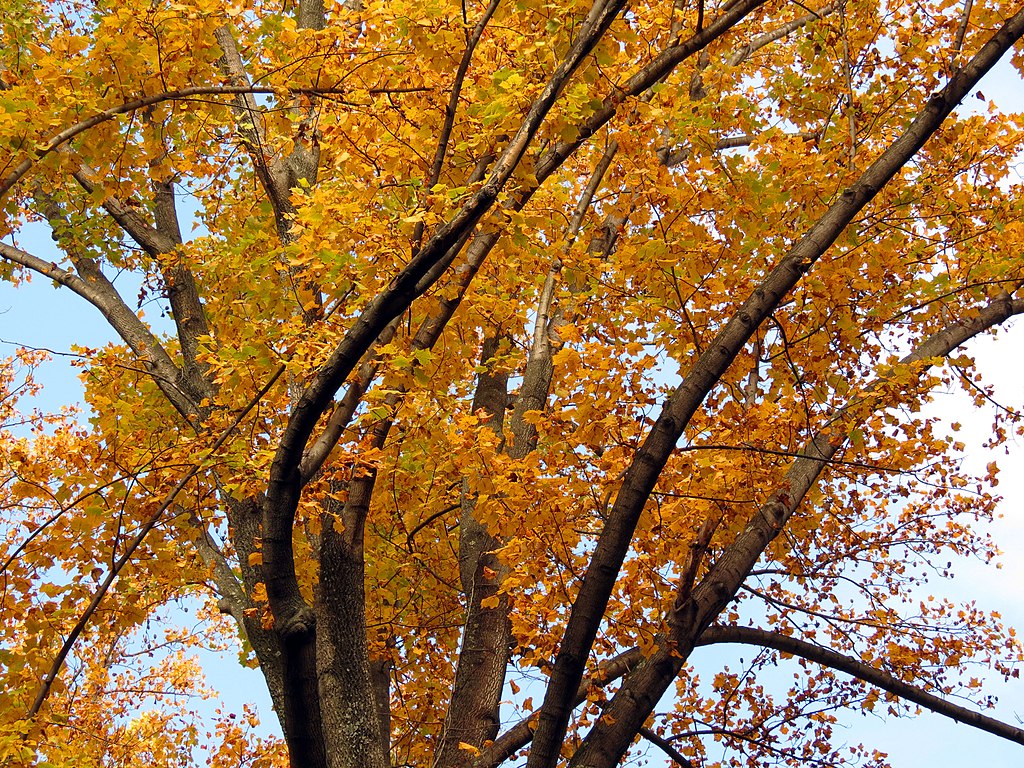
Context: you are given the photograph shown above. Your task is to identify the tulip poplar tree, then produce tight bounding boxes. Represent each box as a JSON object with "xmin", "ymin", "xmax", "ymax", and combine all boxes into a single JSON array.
[{"xmin": 2, "ymin": 0, "xmax": 1024, "ymax": 765}]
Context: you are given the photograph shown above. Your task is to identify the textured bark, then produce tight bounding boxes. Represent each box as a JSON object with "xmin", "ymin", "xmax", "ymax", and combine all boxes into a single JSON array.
[
  {"xmin": 299, "ymin": 0, "xmax": 326, "ymax": 30},
  {"xmin": 310, "ymin": 360, "xmax": 398, "ymax": 767},
  {"xmin": 315, "ymin": 484, "xmax": 389, "ymax": 768},
  {"xmin": 261, "ymin": 485, "xmax": 326, "ymax": 767},
  {"xmin": 260, "ymin": 14, "xmax": 631, "ymax": 763},
  {"xmin": 215, "ymin": 5, "xmax": 332, "ymax": 754},
  {"xmin": 439, "ymin": 135, "xmax": 619, "ymax": 765},
  {"xmin": 435, "ymin": 335, "xmax": 512, "ymax": 768},
  {"xmin": 434, "ymin": 536, "xmax": 513, "ymax": 767},
  {"xmin": 370, "ymin": 654, "xmax": 393, "ymax": 759},
  {"xmin": 278, "ymin": 621, "xmax": 327, "ymax": 768},
  {"xmin": 151, "ymin": 178, "xmax": 213, "ymax": 403}
]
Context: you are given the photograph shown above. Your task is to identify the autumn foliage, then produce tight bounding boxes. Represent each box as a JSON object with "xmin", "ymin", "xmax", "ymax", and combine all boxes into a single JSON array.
[{"xmin": 2, "ymin": 0, "xmax": 1024, "ymax": 766}]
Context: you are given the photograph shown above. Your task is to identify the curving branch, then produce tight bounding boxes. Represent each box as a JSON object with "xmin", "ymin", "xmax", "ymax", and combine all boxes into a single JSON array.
[
  {"xmin": 0, "ymin": 84, "xmax": 419, "ymax": 201},
  {"xmin": 188, "ymin": 510, "xmax": 248, "ymax": 626},
  {"xmin": 697, "ymin": 625, "xmax": 1024, "ymax": 745},
  {"xmin": 295, "ymin": 0, "xmax": 769, "ymax": 488},
  {"xmin": 69, "ymin": 166, "xmax": 213, "ymax": 404},
  {"xmin": 261, "ymin": 3, "xmax": 632, "ymax": 764},
  {"xmin": 0, "ymin": 240, "xmax": 200, "ymax": 422},
  {"xmin": 568, "ymin": 287, "xmax": 1024, "ymax": 768},
  {"xmin": 411, "ymin": 0, "xmax": 502, "ymax": 254},
  {"xmin": 639, "ymin": 727, "xmax": 696, "ymax": 768},
  {"xmin": 727, "ymin": 0, "xmax": 841, "ymax": 66},
  {"xmin": 213, "ymin": 26, "xmax": 313, "ymax": 241},
  {"xmin": 427, "ymin": 0, "xmax": 502, "ymax": 192},
  {"xmin": 531, "ymin": 11, "xmax": 1024, "ymax": 766}
]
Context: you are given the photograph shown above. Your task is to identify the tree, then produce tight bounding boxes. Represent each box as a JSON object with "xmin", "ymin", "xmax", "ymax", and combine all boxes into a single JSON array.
[{"xmin": 1, "ymin": 0, "xmax": 1023, "ymax": 765}]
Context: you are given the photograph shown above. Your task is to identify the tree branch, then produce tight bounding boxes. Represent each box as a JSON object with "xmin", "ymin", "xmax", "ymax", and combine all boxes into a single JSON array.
[
  {"xmin": 727, "ymin": 1, "xmax": 841, "ymax": 66},
  {"xmin": 263, "ymin": 0, "xmax": 629, "ymax": 641},
  {"xmin": 698, "ymin": 625, "xmax": 1024, "ymax": 745},
  {"xmin": 28, "ymin": 362, "xmax": 285, "ymax": 718},
  {"xmin": 434, "ymin": 333, "xmax": 512, "ymax": 768},
  {"xmin": 297, "ymin": 317, "xmax": 401, "ymax": 482},
  {"xmin": 532, "ymin": 11, "xmax": 1024, "ymax": 765},
  {"xmin": 213, "ymin": 26, "xmax": 298, "ymax": 240},
  {"xmin": 567, "ymin": 288, "xmax": 1024, "ymax": 767},
  {"xmin": 474, "ymin": 648, "xmax": 644, "ymax": 768},
  {"xmin": 67, "ymin": 163, "xmax": 214, "ymax": 404},
  {"xmin": 188, "ymin": 510, "xmax": 248, "ymax": 626},
  {"xmin": 0, "ymin": 84, "xmax": 353, "ymax": 201},
  {"xmin": 638, "ymin": 727, "xmax": 696, "ymax": 768},
  {"xmin": 0, "ymin": 239, "xmax": 200, "ymax": 422},
  {"xmin": 428, "ymin": 0, "xmax": 501, "ymax": 191},
  {"xmin": 150, "ymin": 177, "xmax": 213, "ymax": 401}
]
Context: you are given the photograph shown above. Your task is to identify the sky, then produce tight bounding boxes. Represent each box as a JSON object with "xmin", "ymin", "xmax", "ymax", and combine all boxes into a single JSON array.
[{"xmin": 1, "ymin": 43, "xmax": 1023, "ymax": 768}]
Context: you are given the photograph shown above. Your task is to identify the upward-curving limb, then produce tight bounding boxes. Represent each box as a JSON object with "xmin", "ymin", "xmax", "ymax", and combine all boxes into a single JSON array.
[{"xmin": 526, "ymin": 9, "xmax": 1024, "ymax": 765}]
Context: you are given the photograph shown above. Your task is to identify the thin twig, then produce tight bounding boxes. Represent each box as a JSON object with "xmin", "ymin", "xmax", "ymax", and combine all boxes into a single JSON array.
[
  {"xmin": 952, "ymin": 0, "xmax": 975, "ymax": 62},
  {"xmin": 0, "ymin": 85, "xmax": 429, "ymax": 199},
  {"xmin": 28, "ymin": 362, "xmax": 286, "ymax": 717},
  {"xmin": 639, "ymin": 726, "xmax": 696, "ymax": 768}
]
